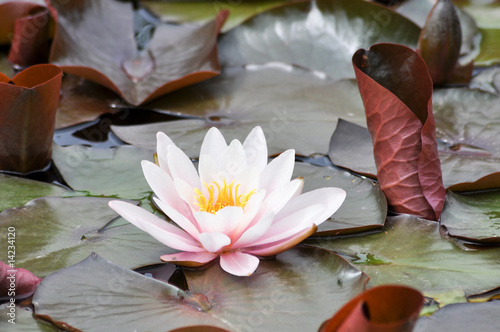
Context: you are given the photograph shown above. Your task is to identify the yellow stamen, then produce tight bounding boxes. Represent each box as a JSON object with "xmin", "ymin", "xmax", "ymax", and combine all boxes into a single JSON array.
[{"xmin": 194, "ymin": 178, "xmax": 256, "ymax": 214}]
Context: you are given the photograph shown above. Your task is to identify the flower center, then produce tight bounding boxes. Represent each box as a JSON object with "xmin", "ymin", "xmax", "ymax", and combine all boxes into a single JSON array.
[{"xmin": 194, "ymin": 178, "xmax": 256, "ymax": 214}]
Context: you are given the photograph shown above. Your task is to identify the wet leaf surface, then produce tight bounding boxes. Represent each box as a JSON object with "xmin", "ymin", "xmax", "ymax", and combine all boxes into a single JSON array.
[
  {"xmin": 293, "ymin": 162, "xmax": 386, "ymax": 236},
  {"xmin": 0, "ymin": 174, "xmax": 67, "ymax": 212},
  {"xmin": 305, "ymin": 214, "xmax": 500, "ymax": 296},
  {"xmin": 112, "ymin": 66, "xmax": 366, "ymax": 157},
  {"xmin": 440, "ymin": 190, "xmax": 500, "ymax": 244},
  {"xmin": 0, "ymin": 304, "xmax": 57, "ymax": 331},
  {"xmin": 49, "ymin": 0, "xmax": 227, "ymax": 105},
  {"xmin": 51, "ymin": 144, "xmax": 153, "ymax": 199},
  {"xmin": 0, "ymin": 196, "xmax": 170, "ymax": 277},
  {"xmin": 33, "ymin": 247, "xmax": 368, "ymax": 331},
  {"xmin": 219, "ymin": 0, "xmax": 420, "ymax": 80}
]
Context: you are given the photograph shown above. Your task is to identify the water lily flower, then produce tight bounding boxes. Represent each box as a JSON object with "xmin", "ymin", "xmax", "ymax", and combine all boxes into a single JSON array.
[{"xmin": 109, "ymin": 127, "xmax": 346, "ymax": 276}]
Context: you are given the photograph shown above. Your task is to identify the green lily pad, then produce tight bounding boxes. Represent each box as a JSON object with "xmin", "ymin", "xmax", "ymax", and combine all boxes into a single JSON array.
[
  {"xmin": 420, "ymin": 287, "xmax": 467, "ymax": 316},
  {"xmin": 305, "ymin": 215, "xmax": 500, "ymax": 296},
  {"xmin": 0, "ymin": 196, "xmax": 170, "ymax": 277},
  {"xmin": 112, "ymin": 66, "xmax": 366, "ymax": 157},
  {"xmin": 293, "ymin": 162, "xmax": 387, "ymax": 235},
  {"xmin": 0, "ymin": 174, "xmax": 68, "ymax": 212},
  {"xmin": 218, "ymin": 0, "xmax": 420, "ymax": 80},
  {"xmin": 52, "ymin": 144, "xmax": 153, "ymax": 199},
  {"xmin": 415, "ymin": 301, "xmax": 500, "ymax": 332},
  {"xmin": 33, "ymin": 247, "xmax": 368, "ymax": 331},
  {"xmin": 143, "ymin": 0, "xmax": 293, "ymax": 33},
  {"xmin": 440, "ymin": 190, "xmax": 500, "ymax": 244},
  {"xmin": 0, "ymin": 304, "xmax": 57, "ymax": 331}
]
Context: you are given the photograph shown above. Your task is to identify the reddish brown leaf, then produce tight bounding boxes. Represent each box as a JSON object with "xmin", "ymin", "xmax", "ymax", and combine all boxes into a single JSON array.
[
  {"xmin": 319, "ymin": 285, "xmax": 423, "ymax": 332},
  {"xmin": 0, "ymin": 0, "xmax": 46, "ymax": 45},
  {"xmin": 418, "ymin": 0, "xmax": 465, "ymax": 85},
  {"xmin": 352, "ymin": 43, "xmax": 445, "ymax": 221},
  {"xmin": 0, "ymin": 64, "xmax": 62, "ymax": 173},
  {"xmin": 1, "ymin": 260, "xmax": 42, "ymax": 301},
  {"xmin": 48, "ymin": 0, "xmax": 228, "ymax": 106},
  {"xmin": 7, "ymin": 7, "xmax": 52, "ymax": 67}
]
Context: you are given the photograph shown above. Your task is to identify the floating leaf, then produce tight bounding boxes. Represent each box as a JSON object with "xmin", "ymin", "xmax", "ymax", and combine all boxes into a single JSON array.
[
  {"xmin": 33, "ymin": 248, "xmax": 368, "ymax": 331},
  {"xmin": 51, "ymin": 144, "xmax": 153, "ymax": 200},
  {"xmin": 293, "ymin": 162, "xmax": 387, "ymax": 236},
  {"xmin": 352, "ymin": 43, "xmax": 445, "ymax": 221},
  {"xmin": 414, "ymin": 301, "xmax": 500, "ymax": 332},
  {"xmin": 319, "ymin": 285, "xmax": 423, "ymax": 332},
  {"xmin": 440, "ymin": 190, "xmax": 500, "ymax": 244},
  {"xmin": 112, "ymin": 66, "xmax": 366, "ymax": 157},
  {"xmin": 0, "ymin": 64, "xmax": 62, "ymax": 173},
  {"xmin": 305, "ymin": 215, "xmax": 500, "ymax": 296},
  {"xmin": 0, "ymin": 196, "xmax": 170, "ymax": 277},
  {"xmin": 0, "ymin": 174, "xmax": 67, "ymax": 212},
  {"xmin": 0, "ymin": 303, "xmax": 58, "ymax": 331},
  {"xmin": 219, "ymin": 0, "xmax": 420, "ymax": 80},
  {"xmin": 49, "ymin": 0, "xmax": 228, "ymax": 105}
]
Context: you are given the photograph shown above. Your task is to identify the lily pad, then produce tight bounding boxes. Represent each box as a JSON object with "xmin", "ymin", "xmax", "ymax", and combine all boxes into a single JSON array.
[
  {"xmin": 219, "ymin": 0, "xmax": 420, "ymax": 80},
  {"xmin": 0, "ymin": 304, "xmax": 57, "ymax": 331},
  {"xmin": 293, "ymin": 162, "xmax": 387, "ymax": 236},
  {"xmin": 112, "ymin": 66, "xmax": 366, "ymax": 157},
  {"xmin": 305, "ymin": 214, "xmax": 500, "ymax": 296},
  {"xmin": 415, "ymin": 301, "xmax": 500, "ymax": 332},
  {"xmin": 33, "ymin": 247, "xmax": 368, "ymax": 331},
  {"xmin": 440, "ymin": 190, "xmax": 500, "ymax": 244},
  {"xmin": 49, "ymin": 0, "xmax": 227, "ymax": 105},
  {"xmin": 0, "ymin": 196, "xmax": 170, "ymax": 277},
  {"xmin": 0, "ymin": 174, "xmax": 68, "ymax": 212},
  {"xmin": 51, "ymin": 144, "xmax": 153, "ymax": 199},
  {"xmin": 143, "ymin": 0, "xmax": 293, "ymax": 33}
]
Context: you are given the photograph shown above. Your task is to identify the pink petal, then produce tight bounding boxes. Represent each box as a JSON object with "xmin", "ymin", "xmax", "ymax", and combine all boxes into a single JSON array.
[
  {"xmin": 199, "ymin": 232, "xmax": 231, "ymax": 252},
  {"xmin": 153, "ymin": 198, "xmax": 200, "ymax": 238},
  {"xmin": 156, "ymin": 132, "xmax": 176, "ymax": 175},
  {"xmin": 200, "ymin": 127, "xmax": 227, "ymax": 165},
  {"xmin": 276, "ymin": 187, "xmax": 346, "ymax": 226},
  {"xmin": 259, "ymin": 149, "xmax": 295, "ymax": 193},
  {"xmin": 244, "ymin": 225, "xmax": 318, "ymax": 257},
  {"xmin": 193, "ymin": 211, "xmax": 224, "ymax": 233},
  {"xmin": 141, "ymin": 160, "xmax": 194, "ymax": 221},
  {"xmin": 249, "ymin": 204, "xmax": 324, "ymax": 246},
  {"xmin": 243, "ymin": 126, "xmax": 268, "ymax": 173},
  {"xmin": 232, "ymin": 211, "xmax": 274, "ymax": 248},
  {"xmin": 167, "ymin": 145, "xmax": 200, "ymax": 189},
  {"xmin": 219, "ymin": 252, "xmax": 260, "ymax": 276},
  {"xmin": 161, "ymin": 251, "xmax": 218, "ymax": 267},
  {"xmin": 108, "ymin": 200, "xmax": 203, "ymax": 252},
  {"xmin": 215, "ymin": 206, "xmax": 247, "ymax": 237}
]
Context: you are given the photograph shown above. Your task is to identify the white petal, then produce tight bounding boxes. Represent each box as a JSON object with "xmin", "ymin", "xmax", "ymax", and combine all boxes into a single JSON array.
[
  {"xmin": 199, "ymin": 232, "xmax": 231, "ymax": 252},
  {"xmin": 198, "ymin": 154, "xmax": 220, "ymax": 185},
  {"xmin": 276, "ymin": 187, "xmax": 346, "ymax": 226},
  {"xmin": 167, "ymin": 145, "xmax": 200, "ymax": 189},
  {"xmin": 259, "ymin": 149, "xmax": 295, "ymax": 193},
  {"xmin": 156, "ymin": 132, "xmax": 176, "ymax": 175},
  {"xmin": 232, "ymin": 211, "xmax": 274, "ymax": 248},
  {"xmin": 153, "ymin": 197, "xmax": 200, "ymax": 239},
  {"xmin": 215, "ymin": 206, "xmax": 246, "ymax": 239},
  {"xmin": 242, "ymin": 189, "xmax": 266, "ymax": 222},
  {"xmin": 219, "ymin": 252, "xmax": 260, "ymax": 276},
  {"xmin": 141, "ymin": 160, "xmax": 195, "ymax": 221},
  {"xmin": 244, "ymin": 226, "xmax": 317, "ymax": 257},
  {"xmin": 220, "ymin": 139, "xmax": 248, "ymax": 180},
  {"xmin": 200, "ymin": 127, "xmax": 227, "ymax": 164},
  {"xmin": 108, "ymin": 200, "xmax": 203, "ymax": 252},
  {"xmin": 173, "ymin": 178, "xmax": 198, "ymax": 211},
  {"xmin": 193, "ymin": 211, "xmax": 224, "ymax": 234},
  {"xmin": 258, "ymin": 178, "xmax": 303, "ymax": 217},
  {"xmin": 243, "ymin": 126, "xmax": 268, "ymax": 172}
]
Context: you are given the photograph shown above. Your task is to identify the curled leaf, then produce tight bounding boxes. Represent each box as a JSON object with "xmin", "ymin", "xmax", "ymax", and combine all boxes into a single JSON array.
[
  {"xmin": 319, "ymin": 285, "xmax": 424, "ymax": 332},
  {"xmin": 352, "ymin": 43, "xmax": 445, "ymax": 221},
  {"xmin": 1, "ymin": 260, "xmax": 42, "ymax": 301},
  {"xmin": 0, "ymin": 64, "xmax": 62, "ymax": 173}
]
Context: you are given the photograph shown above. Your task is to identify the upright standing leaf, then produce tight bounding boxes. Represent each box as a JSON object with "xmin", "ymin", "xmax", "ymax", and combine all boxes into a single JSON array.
[
  {"xmin": 352, "ymin": 43, "xmax": 445, "ymax": 221},
  {"xmin": 0, "ymin": 64, "xmax": 62, "ymax": 173}
]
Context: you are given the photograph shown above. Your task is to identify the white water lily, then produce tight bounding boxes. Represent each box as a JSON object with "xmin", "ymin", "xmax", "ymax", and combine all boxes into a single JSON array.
[{"xmin": 109, "ymin": 127, "xmax": 345, "ymax": 276}]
